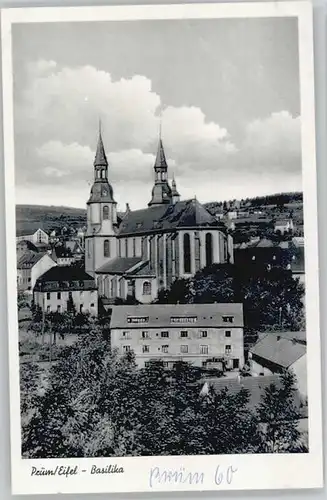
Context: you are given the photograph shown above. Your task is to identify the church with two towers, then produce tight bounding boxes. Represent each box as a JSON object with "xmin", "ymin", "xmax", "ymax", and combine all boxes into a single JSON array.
[{"xmin": 85, "ymin": 128, "xmax": 234, "ymax": 304}]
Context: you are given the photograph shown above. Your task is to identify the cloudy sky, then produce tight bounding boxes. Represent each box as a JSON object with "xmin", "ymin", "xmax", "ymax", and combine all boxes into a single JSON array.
[{"xmin": 13, "ymin": 17, "xmax": 301, "ymax": 210}]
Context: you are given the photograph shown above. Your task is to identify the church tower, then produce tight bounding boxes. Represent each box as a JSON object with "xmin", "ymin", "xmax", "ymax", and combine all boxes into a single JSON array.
[
  {"xmin": 171, "ymin": 175, "xmax": 181, "ymax": 204},
  {"xmin": 85, "ymin": 125, "xmax": 117, "ymax": 276},
  {"xmin": 148, "ymin": 131, "xmax": 172, "ymax": 206}
]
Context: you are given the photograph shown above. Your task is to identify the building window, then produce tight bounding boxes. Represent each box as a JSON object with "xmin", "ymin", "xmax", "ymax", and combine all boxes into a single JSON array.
[
  {"xmin": 183, "ymin": 233, "xmax": 191, "ymax": 273},
  {"xmin": 37, "ymin": 231, "xmax": 42, "ymax": 243},
  {"xmin": 161, "ymin": 331, "xmax": 169, "ymax": 338},
  {"xmin": 80, "ymin": 304, "xmax": 83, "ymax": 313},
  {"xmin": 142, "ymin": 345, "xmax": 150, "ymax": 353},
  {"xmin": 200, "ymin": 345, "xmax": 208, "ymax": 354},
  {"xmin": 90, "ymin": 303, "xmax": 94, "ymax": 307},
  {"xmin": 46, "ymin": 305, "xmax": 50, "ymax": 313},
  {"xmin": 143, "ymin": 281, "xmax": 152, "ymax": 295},
  {"xmin": 233, "ymin": 359, "xmax": 239, "ymax": 369},
  {"xmin": 103, "ymin": 205, "xmax": 109, "ymax": 220},
  {"xmin": 141, "ymin": 331, "xmax": 149, "ymax": 339},
  {"xmin": 57, "ymin": 305, "xmax": 61, "ymax": 313},
  {"xmin": 200, "ymin": 330, "xmax": 208, "ymax": 338},
  {"xmin": 87, "ymin": 240, "xmax": 90, "ymax": 258},
  {"xmin": 125, "ymin": 239, "xmax": 128, "ymax": 257},
  {"xmin": 57, "ymin": 292, "xmax": 61, "ymax": 300},
  {"xmin": 225, "ymin": 345, "xmax": 232, "ymax": 355},
  {"xmin": 180, "ymin": 331, "xmax": 188, "ymax": 338},
  {"xmin": 104, "ymin": 239, "xmax": 110, "ymax": 258},
  {"xmin": 162, "ymin": 345, "xmax": 169, "ymax": 353},
  {"xmin": 223, "ymin": 316, "xmax": 234, "ymax": 323},
  {"xmin": 180, "ymin": 345, "xmax": 188, "ymax": 354},
  {"xmin": 123, "ymin": 346, "xmax": 131, "ymax": 354},
  {"xmin": 46, "ymin": 292, "xmax": 50, "ymax": 300},
  {"xmin": 225, "ymin": 330, "xmax": 231, "ymax": 338},
  {"xmin": 122, "ymin": 331, "xmax": 130, "ymax": 339},
  {"xmin": 127, "ymin": 316, "xmax": 148, "ymax": 324},
  {"xmin": 132, "ymin": 238, "xmax": 136, "ymax": 257},
  {"xmin": 171, "ymin": 316, "xmax": 197, "ymax": 324},
  {"xmin": 205, "ymin": 233, "xmax": 213, "ymax": 266}
]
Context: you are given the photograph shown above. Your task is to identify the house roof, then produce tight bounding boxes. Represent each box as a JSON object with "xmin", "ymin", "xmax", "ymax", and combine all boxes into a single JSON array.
[
  {"xmin": 250, "ymin": 333, "xmax": 306, "ymax": 369},
  {"xmin": 117, "ymin": 199, "xmax": 225, "ymax": 236},
  {"xmin": 17, "ymin": 251, "xmax": 49, "ymax": 269},
  {"xmin": 110, "ymin": 303, "xmax": 244, "ymax": 329},
  {"xmin": 16, "ymin": 227, "xmax": 48, "ymax": 237},
  {"xmin": 127, "ymin": 262, "xmax": 155, "ymax": 277},
  {"xmin": 293, "ymin": 237, "xmax": 305, "ymax": 247},
  {"xmin": 65, "ymin": 241, "xmax": 81, "ymax": 253},
  {"xmin": 275, "ymin": 219, "xmax": 292, "ymax": 225},
  {"xmin": 96, "ymin": 257, "xmax": 144, "ymax": 275},
  {"xmin": 53, "ymin": 245, "xmax": 73, "ymax": 258},
  {"xmin": 267, "ymin": 330, "xmax": 306, "ymax": 344},
  {"xmin": 202, "ymin": 375, "xmax": 305, "ymax": 416},
  {"xmin": 16, "ymin": 240, "xmax": 39, "ymax": 252},
  {"xmin": 36, "ymin": 266, "xmax": 94, "ymax": 283}
]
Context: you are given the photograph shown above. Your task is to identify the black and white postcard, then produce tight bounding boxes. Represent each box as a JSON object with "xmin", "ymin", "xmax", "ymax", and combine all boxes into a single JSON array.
[{"xmin": 1, "ymin": 1, "xmax": 323, "ymax": 495}]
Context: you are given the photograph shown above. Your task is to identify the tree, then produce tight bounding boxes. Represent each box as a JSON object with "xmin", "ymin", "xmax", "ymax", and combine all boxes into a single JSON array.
[
  {"xmin": 199, "ymin": 386, "xmax": 260, "ymax": 454},
  {"xmin": 17, "ymin": 291, "xmax": 28, "ymax": 311},
  {"xmin": 155, "ymin": 278, "xmax": 191, "ymax": 304},
  {"xmin": 155, "ymin": 263, "xmax": 304, "ymax": 333},
  {"xmin": 256, "ymin": 370, "xmax": 301, "ymax": 453},
  {"xmin": 67, "ymin": 294, "xmax": 77, "ymax": 316}
]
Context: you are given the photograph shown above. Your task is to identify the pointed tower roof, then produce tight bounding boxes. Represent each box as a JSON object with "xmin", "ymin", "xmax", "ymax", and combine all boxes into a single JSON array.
[
  {"xmin": 171, "ymin": 175, "xmax": 180, "ymax": 196},
  {"xmin": 94, "ymin": 121, "xmax": 108, "ymax": 167},
  {"xmin": 154, "ymin": 137, "xmax": 168, "ymax": 169}
]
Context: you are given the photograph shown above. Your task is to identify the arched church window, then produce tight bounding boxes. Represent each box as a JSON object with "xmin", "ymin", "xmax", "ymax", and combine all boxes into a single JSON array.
[
  {"xmin": 103, "ymin": 205, "xmax": 109, "ymax": 220},
  {"xmin": 183, "ymin": 233, "xmax": 191, "ymax": 273},
  {"xmin": 143, "ymin": 281, "xmax": 152, "ymax": 295},
  {"xmin": 205, "ymin": 233, "xmax": 213, "ymax": 267},
  {"xmin": 104, "ymin": 239, "xmax": 110, "ymax": 258}
]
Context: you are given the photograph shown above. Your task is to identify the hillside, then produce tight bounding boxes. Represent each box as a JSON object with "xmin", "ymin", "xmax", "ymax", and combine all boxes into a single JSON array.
[
  {"xmin": 16, "ymin": 192, "xmax": 303, "ymax": 236},
  {"xmin": 16, "ymin": 204, "xmax": 86, "ymax": 235},
  {"xmin": 204, "ymin": 192, "xmax": 303, "ymax": 224}
]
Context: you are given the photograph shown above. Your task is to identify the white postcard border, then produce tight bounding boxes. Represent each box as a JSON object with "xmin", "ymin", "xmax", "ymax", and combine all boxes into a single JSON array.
[{"xmin": 1, "ymin": 2, "xmax": 323, "ymax": 495}]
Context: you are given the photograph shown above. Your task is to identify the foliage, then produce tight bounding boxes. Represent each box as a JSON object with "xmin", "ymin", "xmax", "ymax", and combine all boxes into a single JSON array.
[
  {"xmin": 256, "ymin": 370, "xmax": 301, "ymax": 453},
  {"xmin": 21, "ymin": 326, "xmax": 305, "ymax": 458},
  {"xmin": 67, "ymin": 295, "xmax": 77, "ymax": 315},
  {"xmin": 155, "ymin": 263, "xmax": 305, "ymax": 334},
  {"xmin": 20, "ymin": 363, "xmax": 42, "ymax": 446},
  {"xmin": 17, "ymin": 291, "xmax": 29, "ymax": 311}
]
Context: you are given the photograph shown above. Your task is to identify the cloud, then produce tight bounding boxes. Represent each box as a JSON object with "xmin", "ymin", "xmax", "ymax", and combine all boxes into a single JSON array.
[
  {"xmin": 242, "ymin": 110, "xmax": 301, "ymax": 172},
  {"xmin": 35, "ymin": 140, "xmax": 175, "ymax": 185},
  {"xmin": 15, "ymin": 59, "xmax": 302, "ymax": 209}
]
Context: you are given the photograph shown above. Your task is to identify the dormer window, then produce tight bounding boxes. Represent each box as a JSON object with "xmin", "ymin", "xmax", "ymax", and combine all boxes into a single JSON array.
[{"xmin": 102, "ymin": 189, "xmax": 108, "ymax": 197}]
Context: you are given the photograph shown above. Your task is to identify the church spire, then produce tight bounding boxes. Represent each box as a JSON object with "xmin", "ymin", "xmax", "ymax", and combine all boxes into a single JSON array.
[
  {"xmin": 154, "ymin": 119, "xmax": 168, "ymax": 169},
  {"xmin": 148, "ymin": 118, "xmax": 172, "ymax": 206},
  {"xmin": 94, "ymin": 119, "xmax": 108, "ymax": 168},
  {"xmin": 88, "ymin": 121, "xmax": 115, "ymax": 204},
  {"xmin": 171, "ymin": 174, "xmax": 180, "ymax": 204}
]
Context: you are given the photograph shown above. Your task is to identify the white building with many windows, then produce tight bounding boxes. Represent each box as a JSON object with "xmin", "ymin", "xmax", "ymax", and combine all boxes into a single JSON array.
[
  {"xmin": 110, "ymin": 303, "xmax": 244, "ymax": 369},
  {"xmin": 33, "ymin": 266, "xmax": 98, "ymax": 316}
]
